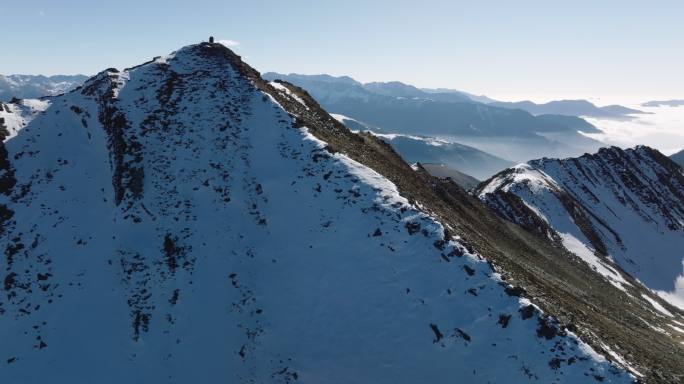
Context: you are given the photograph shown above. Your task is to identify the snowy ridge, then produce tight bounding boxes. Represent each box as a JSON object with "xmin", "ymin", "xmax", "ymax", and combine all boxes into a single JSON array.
[
  {"xmin": 478, "ymin": 146, "xmax": 684, "ymax": 311},
  {"xmin": 0, "ymin": 43, "xmax": 634, "ymax": 383}
]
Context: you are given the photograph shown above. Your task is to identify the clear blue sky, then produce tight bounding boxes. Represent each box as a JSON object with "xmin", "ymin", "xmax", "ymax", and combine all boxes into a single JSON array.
[{"xmin": 1, "ymin": 0, "xmax": 682, "ymax": 102}]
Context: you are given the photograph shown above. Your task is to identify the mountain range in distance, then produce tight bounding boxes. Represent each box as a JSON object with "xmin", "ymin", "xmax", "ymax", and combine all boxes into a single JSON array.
[
  {"xmin": 264, "ymin": 72, "xmax": 607, "ymax": 163},
  {"xmin": 489, "ymin": 99, "xmax": 647, "ymax": 120},
  {"xmin": 263, "ymin": 72, "xmax": 603, "ymax": 135},
  {"xmin": 419, "ymin": 87, "xmax": 497, "ymax": 104},
  {"xmin": 264, "ymin": 72, "xmax": 644, "ymax": 120},
  {"xmin": 642, "ymin": 99, "xmax": 684, "ymax": 107},
  {"xmin": 0, "ymin": 74, "xmax": 87, "ymax": 101}
]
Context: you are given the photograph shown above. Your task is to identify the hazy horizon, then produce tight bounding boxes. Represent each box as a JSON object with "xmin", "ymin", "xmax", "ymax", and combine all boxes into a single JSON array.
[
  {"xmin": 1, "ymin": 68, "xmax": 678, "ymax": 107},
  {"xmin": 3, "ymin": 63, "xmax": 684, "ymax": 155}
]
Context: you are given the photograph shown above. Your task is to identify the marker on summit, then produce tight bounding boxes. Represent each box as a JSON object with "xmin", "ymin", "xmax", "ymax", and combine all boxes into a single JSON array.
[{"xmin": 209, "ymin": 36, "xmax": 214, "ymax": 43}]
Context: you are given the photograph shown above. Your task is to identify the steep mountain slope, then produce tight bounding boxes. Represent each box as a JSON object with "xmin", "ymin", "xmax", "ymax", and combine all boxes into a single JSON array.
[
  {"xmin": 670, "ymin": 149, "xmax": 684, "ymax": 167},
  {"xmin": 490, "ymin": 100, "xmax": 646, "ymax": 120},
  {"xmin": 0, "ymin": 74, "xmax": 87, "ymax": 101},
  {"xmin": 0, "ymin": 43, "xmax": 639, "ymax": 383},
  {"xmin": 477, "ymin": 146, "xmax": 684, "ymax": 313}
]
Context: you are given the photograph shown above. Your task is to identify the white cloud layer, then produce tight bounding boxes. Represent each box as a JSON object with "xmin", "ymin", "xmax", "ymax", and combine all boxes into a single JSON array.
[
  {"xmin": 584, "ymin": 104, "xmax": 684, "ymax": 155},
  {"xmin": 217, "ymin": 39, "xmax": 240, "ymax": 47}
]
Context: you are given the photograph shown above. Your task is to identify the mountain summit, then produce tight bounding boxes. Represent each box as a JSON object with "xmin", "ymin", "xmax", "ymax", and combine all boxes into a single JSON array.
[{"xmin": 0, "ymin": 42, "xmax": 675, "ymax": 382}]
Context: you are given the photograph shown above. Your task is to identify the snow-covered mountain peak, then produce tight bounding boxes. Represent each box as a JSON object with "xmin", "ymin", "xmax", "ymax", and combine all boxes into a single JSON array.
[{"xmin": 0, "ymin": 42, "xmax": 668, "ymax": 382}]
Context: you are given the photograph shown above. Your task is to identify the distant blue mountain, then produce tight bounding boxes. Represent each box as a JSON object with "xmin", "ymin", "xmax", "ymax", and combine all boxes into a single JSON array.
[
  {"xmin": 420, "ymin": 87, "xmax": 497, "ymax": 104},
  {"xmin": 363, "ymin": 81, "xmax": 473, "ymax": 103},
  {"xmin": 643, "ymin": 99, "xmax": 684, "ymax": 107},
  {"xmin": 264, "ymin": 73, "xmax": 601, "ymax": 137},
  {"xmin": 489, "ymin": 99, "xmax": 646, "ymax": 119},
  {"xmin": 264, "ymin": 73, "xmax": 605, "ymax": 162}
]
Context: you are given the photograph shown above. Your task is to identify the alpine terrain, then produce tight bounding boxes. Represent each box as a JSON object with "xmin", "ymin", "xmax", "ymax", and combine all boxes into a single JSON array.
[
  {"xmin": 478, "ymin": 146, "xmax": 684, "ymax": 312},
  {"xmin": 0, "ymin": 42, "xmax": 681, "ymax": 382}
]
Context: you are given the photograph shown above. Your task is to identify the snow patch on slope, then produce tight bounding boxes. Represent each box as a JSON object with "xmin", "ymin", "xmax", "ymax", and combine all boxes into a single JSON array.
[
  {"xmin": 559, "ymin": 233, "xmax": 629, "ymax": 291},
  {"xmin": 641, "ymin": 294, "xmax": 674, "ymax": 317},
  {"xmin": 270, "ymin": 81, "xmax": 309, "ymax": 109}
]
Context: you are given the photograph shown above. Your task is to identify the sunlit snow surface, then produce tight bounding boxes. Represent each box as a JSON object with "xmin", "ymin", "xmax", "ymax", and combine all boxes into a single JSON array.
[{"xmin": 0, "ymin": 45, "xmax": 632, "ymax": 383}]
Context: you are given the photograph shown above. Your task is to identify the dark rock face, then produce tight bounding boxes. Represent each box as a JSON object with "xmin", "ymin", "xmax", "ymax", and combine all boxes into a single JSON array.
[
  {"xmin": 82, "ymin": 70, "xmax": 144, "ymax": 207},
  {"xmin": 489, "ymin": 99, "xmax": 645, "ymax": 120}
]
